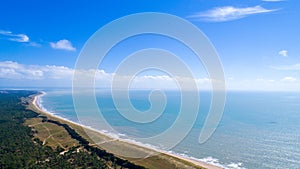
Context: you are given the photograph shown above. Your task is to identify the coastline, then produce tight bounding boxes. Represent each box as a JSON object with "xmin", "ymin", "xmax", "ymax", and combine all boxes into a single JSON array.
[{"xmin": 30, "ymin": 92, "xmax": 222, "ymax": 169}]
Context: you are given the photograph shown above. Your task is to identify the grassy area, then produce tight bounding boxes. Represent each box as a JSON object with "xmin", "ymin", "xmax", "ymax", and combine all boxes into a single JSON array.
[{"xmin": 24, "ymin": 117, "xmax": 79, "ymax": 149}]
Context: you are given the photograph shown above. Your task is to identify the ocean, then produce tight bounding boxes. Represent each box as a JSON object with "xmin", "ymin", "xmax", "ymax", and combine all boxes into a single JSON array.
[{"xmin": 37, "ymin": 89, "xmax": 300, "ymax": 169}]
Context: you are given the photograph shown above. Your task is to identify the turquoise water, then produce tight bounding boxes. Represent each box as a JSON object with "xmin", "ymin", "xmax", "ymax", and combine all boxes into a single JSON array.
[{"xmin": 38, "ymin": 89, "xmax": 300, "ymax": 169}]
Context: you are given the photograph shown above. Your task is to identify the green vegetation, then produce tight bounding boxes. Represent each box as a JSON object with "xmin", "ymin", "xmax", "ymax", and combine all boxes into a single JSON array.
[{"xmin": 0, "ymin": 90, "xmax": 144, "ymax": 169}]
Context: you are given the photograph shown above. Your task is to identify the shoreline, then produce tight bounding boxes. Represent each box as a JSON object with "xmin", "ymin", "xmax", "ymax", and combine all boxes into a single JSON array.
[{"xmin": 31, "ymin": 92, "xmax": 222, "ymax": 169}]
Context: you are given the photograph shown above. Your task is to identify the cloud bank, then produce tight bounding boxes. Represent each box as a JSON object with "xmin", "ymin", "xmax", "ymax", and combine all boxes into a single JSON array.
[
  {"xmin": 0, "ymin": 61, "xmax": 211, "ymax": 89},
  {"xmin": 0, "ymin": 61, "xmax": 73, "ymax": 80},
  {"xmin": 1, "ymin": 61, "xmax": 299, "ymax": 91}
]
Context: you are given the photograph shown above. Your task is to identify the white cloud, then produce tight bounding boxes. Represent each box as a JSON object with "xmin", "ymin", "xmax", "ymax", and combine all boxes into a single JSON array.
[
  {"xmin": 0, "ymin": 30, "xmax": 29, "ymax": 42},
  {"xmin": 0, "ymin": 61, "xmax": 42, "ymax": 79},
  {"xmin": 50, "ymin": 39, "xmax": 76, "ymax": 51},
  {"xmin": 281, "ymin": 76, "xmax": 297, "ymax": 82},
  {"xmin": 188, "ymin": 5, "xmax": 276, "ymax": 22},
  {"xmin": 278, "ymin": 50, "xmax": 288, "ymax": 57},
  {"xmin": 270, "ymin": 63, "xmax": 300, "ymax": 70}
]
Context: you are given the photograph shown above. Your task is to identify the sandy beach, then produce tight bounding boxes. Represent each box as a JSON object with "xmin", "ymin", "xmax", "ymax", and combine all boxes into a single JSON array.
[{"xmin": 30, "ymin": 92, "xmax": 222, "ymax": 169}]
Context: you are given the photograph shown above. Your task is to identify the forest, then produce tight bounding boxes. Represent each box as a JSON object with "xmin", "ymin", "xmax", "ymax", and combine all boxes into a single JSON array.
[{"xmin": 0, "ymin": 90, "xmax": 144, "ymax": 169}]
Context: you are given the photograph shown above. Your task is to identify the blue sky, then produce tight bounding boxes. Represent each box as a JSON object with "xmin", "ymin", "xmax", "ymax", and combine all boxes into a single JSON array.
[{"xmin": 0, "ymin": 0, "xmax": 299, "ymax": 90}]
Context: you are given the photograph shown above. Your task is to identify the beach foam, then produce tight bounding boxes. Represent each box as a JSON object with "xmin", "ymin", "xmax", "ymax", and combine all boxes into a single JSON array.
[{"xmin": 199, "ymin": 157, "xmax": 246, "ymax": 169}]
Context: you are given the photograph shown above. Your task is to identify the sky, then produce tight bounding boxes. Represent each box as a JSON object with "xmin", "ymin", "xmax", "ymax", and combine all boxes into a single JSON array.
[{"xmin": 0, "ymin": 0, "xmax": 300, "ymax": 91}]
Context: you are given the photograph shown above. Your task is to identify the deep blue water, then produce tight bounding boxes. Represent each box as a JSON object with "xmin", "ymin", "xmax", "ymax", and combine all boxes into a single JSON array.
[{"xmin": 38, "ymin": 89, "xmax": 300, "ymax": 169}]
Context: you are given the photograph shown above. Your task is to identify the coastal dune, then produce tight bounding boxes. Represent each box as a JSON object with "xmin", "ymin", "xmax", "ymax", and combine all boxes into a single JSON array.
[{"xmin": 29, "ymin": 92, "xmax": 222, "ymax": 169}]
